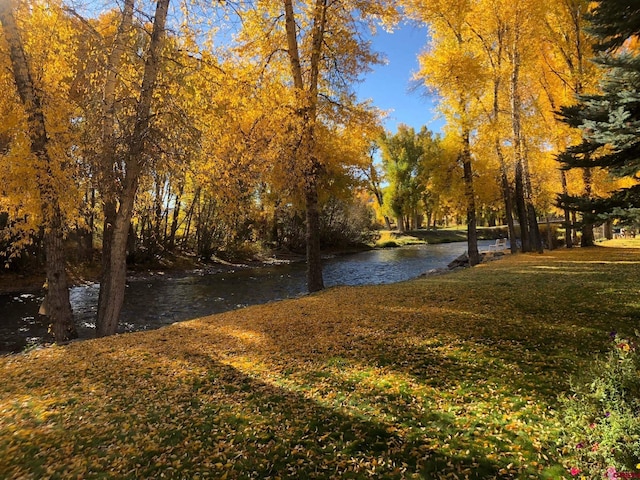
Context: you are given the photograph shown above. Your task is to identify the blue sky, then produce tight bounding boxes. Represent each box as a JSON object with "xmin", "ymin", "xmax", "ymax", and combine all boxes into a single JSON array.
[{"xmin": 355, "ymin": 22, "xmax": 445, "ymax": 134}]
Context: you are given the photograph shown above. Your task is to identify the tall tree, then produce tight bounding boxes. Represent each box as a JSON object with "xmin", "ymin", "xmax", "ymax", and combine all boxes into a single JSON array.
[
  {"xmin": 95, "ymin": 0, "xmax": 134, "ymax": 330},
  {"xmin": 504, "ymin": 0, "xmax": 544, "ymax": 253},
  {"xmin": 235, "ymin": 0, "xmax": 396, "ymax": 292},
  {"xmin": 466, "ymin": 0, "xmax": 518, "ymax": 252},
  {"xmin": 282, "ymin": 0, "xmax": 327, "ymax": 292},
  {"xmin": 0, "ymin": 0, "xmax": 77, "ymax": 341},
  {"xmin": 96, "ymin": 0, "xmax": 171, "ymax": 336},
  {"xmin": 378, "ymin": 125, "xmax": 437, "ymax": 232},
  {"xmin": 542, "ymin": 0, "xmax": 597, "ymax": 247},
  {"xmin": 361, "ymin": 142, "xmax": 392, "ymax": 230},
  {"xmin": 406, "ymin": 0, "xmax": 482, "ymax": 265}
]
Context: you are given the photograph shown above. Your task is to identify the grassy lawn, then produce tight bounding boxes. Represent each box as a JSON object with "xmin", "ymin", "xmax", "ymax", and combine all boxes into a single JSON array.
[
  {"xmin": 374, "ymin": 227, "xmax": 506, "ymax": 247},
  {"xmin": 1, "ymin": 244, "xmax": 640, "ymax": 478}
]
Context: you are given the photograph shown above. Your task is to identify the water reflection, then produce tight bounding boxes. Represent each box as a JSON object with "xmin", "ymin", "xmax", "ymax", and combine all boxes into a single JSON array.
[{"xmin": 0, "ymin": 241, "xmax": 493, "ymax": 353}]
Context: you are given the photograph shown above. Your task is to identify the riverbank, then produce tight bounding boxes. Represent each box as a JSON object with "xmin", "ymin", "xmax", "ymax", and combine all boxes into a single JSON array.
[
  {"xmin": 0, "ymin": 227, "xmax": 493, "ymax": 295},
  {"xmin": 2, "ymin": 244, "xmax": 638, "ymax": 478},
  {"xmin": 1, "ymin": 241, "xmax": 481, "ymax": 354},
  {"xmin": 373, "ymin": 227, "xmax": 506, "ymax": 248},
  {"xmin": 0, "ymin": 250, "xmax": 307, "ymax": 295},
  {"xmin": 0, "ymin": 228, "xmax": 462, "ymax": 295}
]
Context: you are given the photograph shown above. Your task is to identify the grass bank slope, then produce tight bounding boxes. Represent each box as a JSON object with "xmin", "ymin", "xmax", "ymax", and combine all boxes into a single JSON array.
[
  {"xmin": 2, "ymin": 246, "xmax": 639, "ymax": 479},
  {"xmin": 374, "ymin": 227, "xmax": 504, "ymax": 247}
]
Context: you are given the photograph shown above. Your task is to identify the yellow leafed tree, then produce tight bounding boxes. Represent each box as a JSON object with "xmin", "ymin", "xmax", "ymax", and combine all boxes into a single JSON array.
[
  {"xmin": 0, "ymin": 0, "xmax": 84, "ymax": 340},
  {"xmin": 232, "ymin": 0, "xmax": 397, "ymax": 291}
]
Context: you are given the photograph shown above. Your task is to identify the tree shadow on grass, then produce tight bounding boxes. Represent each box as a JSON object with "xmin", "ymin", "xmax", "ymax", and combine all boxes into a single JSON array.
[
  {"xmin": 1, "ymin": 342, "xmax": 510, "ymax": 479},
  {"xmin": 171, "ymin": 318, "xmax": 557, "ymax": 477},
  {"xmin": 148, "ymin": 251, "xmax": 640, "ymax": 477}
]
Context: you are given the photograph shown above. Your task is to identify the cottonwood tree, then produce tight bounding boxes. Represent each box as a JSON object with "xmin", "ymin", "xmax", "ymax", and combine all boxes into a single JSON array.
[
  {"xmin": 404, "ymin": 0, "xmax": 482, "ymax": 265},
  {"xmin": 539, "ymin": 0, "xmax": 595, "ymax": 246},
  {"xmin": 233, "ymin": 0, "xmax": 396, "ymax": 292},
  {"xmin": 406, "ymin": 0, "xmax": 596, "ymax": 253},
  {"xmin": 378, "ymin": 125, "xmax": 441, "ymax": 232},
  {"xmin": 503, "ymin": 0, "xmax": 545, "ymax": 253},
  {"xmin": 462, "ymin": 0, "xmax": 517, "ymax": 251},
  {"xmin": 360, "ymin": 141, "xmax": 392, "ymax": 230},
  {"xmin": 93, "ymin": 0, "xmax": 171, "ymax": 336},
  {"xmin": 0, "ymin": 0, "xmax": 78, "ymax": 341}
]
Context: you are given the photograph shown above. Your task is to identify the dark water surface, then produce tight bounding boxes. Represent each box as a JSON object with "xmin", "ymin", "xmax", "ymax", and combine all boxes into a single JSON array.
[{"xmin": 0, "ymin": 241, "xmax": 494, "ymax": 353}]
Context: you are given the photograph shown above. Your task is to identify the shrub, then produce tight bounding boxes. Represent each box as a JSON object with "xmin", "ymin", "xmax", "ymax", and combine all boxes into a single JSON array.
[
  {"xmin": 319, "ymin": 197, "xmax": 375, "ymax": 248},
  {"xmin": 559, "ymin": 332, "xmax": 640, "ymax": 478},
  {"xmin": 377, "ymin": 240, "xmax": 398, "ymax": 248}
]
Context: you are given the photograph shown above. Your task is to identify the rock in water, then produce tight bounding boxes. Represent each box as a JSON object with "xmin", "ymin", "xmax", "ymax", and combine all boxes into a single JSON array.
[{"xmin": 447, "ymin": 253, "xmax": 469, "ymax": 269}]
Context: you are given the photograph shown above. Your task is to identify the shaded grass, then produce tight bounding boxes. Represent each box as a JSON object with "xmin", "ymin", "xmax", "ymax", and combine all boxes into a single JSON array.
[{"xmin": 2, "ymin": 246, "xmax": 640, "ymax": 478}]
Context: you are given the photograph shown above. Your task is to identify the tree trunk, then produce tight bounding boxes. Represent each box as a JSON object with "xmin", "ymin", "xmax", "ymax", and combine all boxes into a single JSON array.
[
  {"xmin": 305, "ymin": 173, "xmax": 324, "ymax": 292},
  {"xmin": 43, "ymin": 209, "xmax": 77, "ymax": 341},
  {"xmin": 97, "ymin": 174, "xmax": 139, "ymax": 337},
  {"xmin": 182, "ymin": 188, "xmax": 199, "ymax": 248},
  {"xmin": 471, "ymin": 17, "xmax": 514, "ymax": 251},
  {"xmin": 0, "ymin": 0, "xmax": 77, "ymax": 341},
  {"xmin": 397, "ymin": 216, "xmax": 405, "ymax": 233},
  {"xmin": 127, "ymin": 221, "xmax": 137, "ymax": 260},
  {"xmin": 97, "ymin": 0, "xmax": 170, "ymax": 336},
  {"xmin": 490, "ymin": 68, "xmax": 517, "ymax": 253},
  {"xmin": 461, "ymin": 130, "xmax": 479, "ymax": 266},
  {"xmin": 604, "ymin": 220, "xmax": 613, "ymax": 240},
  {"xmin": 283, "ymin": 0, "xmax": 327, "ymax": 293},
  {"xmin": 560, "ymin": 170, "xmax": 573, "ymax": 248},
  {"xmin": 96, "ymin": 0, "xmax": 134, "ymax": 335},
  {"xmin": 97, "ymin": 200, "xmax": 116, "ymax": 327},
  {"xmin": 497, "ymin": 141, "xmax": 518, "ymax": 254},
  {"xmin": 510, "ymin": 27, "xmax": 543, "ymax": 253},
  {"xmin": 580, "ymin": 221, "xmax": 595, "ymax": 246},
  {"xmin": 545, "ymin": 215, "xmax": 554, "ymax": 250},
  {"xmin": 522, "ymin": 143, "xmax": 543, "ymax": 253},
  {"xmin": 572, "ymin": 2, "xmax": 595, "ymax": 249},
  {"xmin": 514, "ymin": 162, "xmax": 530, "ymax": 251},
  {"xmin": 527, "ymin": 202, "xmax": 543, "ymax": 253},
  {"xmin": 168, "ymin": 186, "xmax": 183, "ymax": 250},
  {"xmin": 151, "ymin": 176, "xmax": 163, "ymax": 254},
  {"xmin": 580, "ymin": 166, "xmax": 595, "ymax": 247},
  {"xmin": 87, "ymin": 187, "xmax": 96, "ymax": 258},
  {"xmin": 509, "ymin": 26, "xmax": 528, "ymax": 253}
]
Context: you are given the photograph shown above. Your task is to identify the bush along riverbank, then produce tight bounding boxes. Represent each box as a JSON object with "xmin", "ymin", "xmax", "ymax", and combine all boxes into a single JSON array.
[{"xmin": 2, "ymin": 245, "xmax": 640, "ymax": 478}]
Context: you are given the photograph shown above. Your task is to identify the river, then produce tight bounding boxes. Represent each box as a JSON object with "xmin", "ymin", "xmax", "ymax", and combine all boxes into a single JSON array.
[{"xmin": 0, "ymin": 241, "xmax": 494, "ymax": 353}]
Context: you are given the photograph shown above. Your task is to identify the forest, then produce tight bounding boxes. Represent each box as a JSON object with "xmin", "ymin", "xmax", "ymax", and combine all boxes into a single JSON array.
[{"xmin": 1, "ymin": 0, "xmax": 639, "ymax": 343}]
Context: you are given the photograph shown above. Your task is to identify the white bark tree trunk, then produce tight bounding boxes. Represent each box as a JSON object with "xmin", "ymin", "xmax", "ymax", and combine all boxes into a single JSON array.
[{"xmin": 97, "ymin": 0, "xmax": 171, "ymax": 336}]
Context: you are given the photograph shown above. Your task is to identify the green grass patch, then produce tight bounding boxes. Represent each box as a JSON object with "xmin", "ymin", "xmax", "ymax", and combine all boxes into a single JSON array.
[
  {"xmin": 373, "ymin": 227, "xmax": 508, "ymax": 247},
  {"xmin": 1, "ymin": 245, "xmax": 640, "ymax": 478}
]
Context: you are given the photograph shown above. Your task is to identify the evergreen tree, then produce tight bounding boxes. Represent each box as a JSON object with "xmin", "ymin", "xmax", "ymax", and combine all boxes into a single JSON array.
[{"xmin": 557, "ymin": 1, "xmax": 640, "ymax": 228}]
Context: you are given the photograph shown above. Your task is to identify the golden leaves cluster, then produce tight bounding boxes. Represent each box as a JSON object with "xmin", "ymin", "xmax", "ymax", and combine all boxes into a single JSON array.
[
  {"xmin": 401, "ymin": 0, "xmax": 626, "ymax": 216},
  {"xmin": 0, "ymin": 0, "xmax": 83, "ymax": 249}
]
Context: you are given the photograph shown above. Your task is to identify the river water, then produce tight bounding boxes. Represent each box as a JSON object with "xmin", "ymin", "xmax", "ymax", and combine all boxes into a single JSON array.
[{"xmin": 0, "ymin": 241, "xmax": 493, "ymax": 353}]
